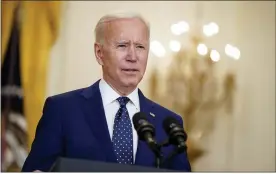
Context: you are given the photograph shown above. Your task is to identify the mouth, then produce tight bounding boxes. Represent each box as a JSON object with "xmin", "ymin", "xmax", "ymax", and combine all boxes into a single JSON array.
[
  {"xmin": 122, "ymin": 69, "xmax": 139, "ymax": 72},
  {"xmin": 121, "ymin": 69, "xmax": 139, "ymax": 75}
]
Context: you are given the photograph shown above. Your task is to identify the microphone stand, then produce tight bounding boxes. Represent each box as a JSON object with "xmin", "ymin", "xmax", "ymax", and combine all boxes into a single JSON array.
[
  {"xmin": 160, "ymin": 145, "xmax": 187, "ymax": 168},
  {"xmin": 151, "ymin": 140, "xmax": 171, "ymax": 168},
  {"xmin": 161, "ymin": 147, "xmax": 179, "ymax": 168},
  {"xmin": 148, "ymin": 140, "xmax": 187, "ymax": 168},
  {"xmin": 149, "ymin": 143, "xmax": 163, "ymax": 168},
  {"xmin": 157, "ymin": 139, "xmax": 187, "ymax": 168}
]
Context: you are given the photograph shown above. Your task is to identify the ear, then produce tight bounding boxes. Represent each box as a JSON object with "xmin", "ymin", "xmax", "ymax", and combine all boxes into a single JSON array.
[{"xmin": 94, "ymin": 42, "xmax": 104, "ymax": 65}]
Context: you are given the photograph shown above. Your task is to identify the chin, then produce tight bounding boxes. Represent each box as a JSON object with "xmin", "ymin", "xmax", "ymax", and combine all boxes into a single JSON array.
[{"xmin": 121, "ymin": 78, "xmax": 140, "ymax": 88}]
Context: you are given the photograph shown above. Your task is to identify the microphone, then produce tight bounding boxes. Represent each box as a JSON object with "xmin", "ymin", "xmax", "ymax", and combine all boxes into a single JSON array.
[
  {"xmin": 132, "ymin": 112, "xmax": 162, "ymax": 168},
  {"xmin": 160, "ymin": 116, "xmax": 188, "ymax": 168},
  {"xmin": 162, "ymin": 116, "xmax": 187, "ymax": 153},
  {"xmin": 132, "ymin": 112, "xmax": 157, "ymax": 150}
]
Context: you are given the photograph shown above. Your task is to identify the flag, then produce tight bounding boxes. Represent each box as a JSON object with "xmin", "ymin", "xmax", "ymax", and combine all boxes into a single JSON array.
[
  {"xmin": 1, "ymin": 5, "xmax": 28, "ymax": 172},
  {"xmin": 1, "ymin": 2, "xmax": 62, "ymax": 171}
]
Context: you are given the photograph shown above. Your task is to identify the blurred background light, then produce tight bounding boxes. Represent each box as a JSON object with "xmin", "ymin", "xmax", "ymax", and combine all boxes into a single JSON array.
[
  {"xmin": 225, "ymin": 44, "xmax": 241, "ymax": 60},
  {"xmin": 197, "ymin": 43, "xmax": 208, "ymax": 56},
  {"xmin": 169, "ymin": 40, "xmax": 181, "ymax": 52},
  {"xmin": 150, "ymin": 40, "xmax": 166, "ymax": 58},
  {"xmin": 171, "ymin": 20, "xmax": 190, "ymax": 35},
  {"xmin": 210, "ymin": 49, "xmax": 220, "ymax": 62},
  {"xmin": 203, "ymin": 22, "xmax": 219, "ymax": 37}
]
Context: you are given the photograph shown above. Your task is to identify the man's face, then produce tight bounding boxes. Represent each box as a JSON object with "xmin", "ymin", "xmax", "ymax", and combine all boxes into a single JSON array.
[{"xmin": 95, "ymin": 18, "xmax": 149, "ymax": 90}]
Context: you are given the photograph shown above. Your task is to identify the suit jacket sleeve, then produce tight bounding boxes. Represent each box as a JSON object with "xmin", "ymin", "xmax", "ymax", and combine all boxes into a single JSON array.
[{"xmin": 22, "ymin": 97, "xmax": 63, "ymax": 172}]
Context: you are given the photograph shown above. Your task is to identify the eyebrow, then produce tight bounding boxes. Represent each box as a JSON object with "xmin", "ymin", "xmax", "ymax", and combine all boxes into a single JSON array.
[
  {"xmin": 115, "ymin": 40, "xmax": 146, "ymax": 45},
  {"xmin": 115, "ymin": 40, "xmax": 130, "ymax": 44}
]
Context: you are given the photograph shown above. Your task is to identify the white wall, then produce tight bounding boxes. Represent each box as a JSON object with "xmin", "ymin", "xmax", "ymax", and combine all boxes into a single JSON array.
[
  {"xmin": 233, "ymin": 1, "xmax": 275, "ymax": 171},
  {"xmin": 47, "ymin": 1, "xmax": 275, "ymax": 171}
]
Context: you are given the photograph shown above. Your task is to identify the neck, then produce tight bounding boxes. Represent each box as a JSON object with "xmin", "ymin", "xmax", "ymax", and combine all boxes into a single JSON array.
[{"xmin": 102, "ymin": 75, "xmax": 136, "ymax": 96}]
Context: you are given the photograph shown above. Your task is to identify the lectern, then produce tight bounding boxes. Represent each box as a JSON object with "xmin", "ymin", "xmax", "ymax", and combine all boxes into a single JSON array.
[{"xmin": 50, "ymin": 157, "xmax": 176, "ymax": 172}]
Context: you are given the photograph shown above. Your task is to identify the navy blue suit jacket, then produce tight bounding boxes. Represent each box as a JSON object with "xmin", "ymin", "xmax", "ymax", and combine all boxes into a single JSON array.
[{"xmin": 22, "ymin": 80, "xmax": 191, "ymax": 172}]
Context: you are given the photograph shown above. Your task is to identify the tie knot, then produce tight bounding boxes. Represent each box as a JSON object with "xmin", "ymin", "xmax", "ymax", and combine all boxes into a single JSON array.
[{"xmin": 117, "ymin": 97, "xmax": 130, "ymax": 107}]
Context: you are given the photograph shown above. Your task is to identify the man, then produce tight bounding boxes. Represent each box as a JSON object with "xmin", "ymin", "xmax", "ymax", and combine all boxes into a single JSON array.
[{"xmin": 22, "ymin": 13, "xmax": 191, "ymax": 172}]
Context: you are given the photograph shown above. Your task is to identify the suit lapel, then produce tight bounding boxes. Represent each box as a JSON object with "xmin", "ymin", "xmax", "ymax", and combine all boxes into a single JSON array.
[
  {"xmin": 80, "ymin": 80, "xmax": 117, "ymax": 162},
  {"xmin": 135, "ymin": 90, "xmax": 157, "ymax": 166}
]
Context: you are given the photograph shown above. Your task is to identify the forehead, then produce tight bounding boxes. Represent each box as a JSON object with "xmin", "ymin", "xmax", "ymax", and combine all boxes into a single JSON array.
[{"xmin": 104, "ymin": 18, "xmax": 149, "ymax": 41}]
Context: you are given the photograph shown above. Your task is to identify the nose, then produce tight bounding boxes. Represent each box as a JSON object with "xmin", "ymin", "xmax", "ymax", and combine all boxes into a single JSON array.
[{"xmin": 126, "ymin": 44, "xmax": 137, "ymax": 62}]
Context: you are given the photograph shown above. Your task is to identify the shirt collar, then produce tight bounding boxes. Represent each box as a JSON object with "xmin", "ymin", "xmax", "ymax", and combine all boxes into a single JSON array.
[{"xmin": 99, "ymin": 79, "xmax": 140, "ymax": 109}]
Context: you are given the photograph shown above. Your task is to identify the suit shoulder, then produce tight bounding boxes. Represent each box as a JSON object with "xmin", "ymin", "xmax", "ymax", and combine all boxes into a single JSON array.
[
  {"xmin": 41, "ymin": 87, "xmax": 88, "ymax": 115},
  {"xmin": 46, "ymin": 87, "xmax": 86, "ymax": 102},
  {"xmin": 146, "ymin": 98, "xmax": 183, "ymax": 122}
]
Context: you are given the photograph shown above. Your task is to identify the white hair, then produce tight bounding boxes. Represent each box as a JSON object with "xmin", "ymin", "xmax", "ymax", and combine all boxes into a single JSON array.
[{"xmin": 94, "ymin": 12, "xmax": 150, "ymax": 44}]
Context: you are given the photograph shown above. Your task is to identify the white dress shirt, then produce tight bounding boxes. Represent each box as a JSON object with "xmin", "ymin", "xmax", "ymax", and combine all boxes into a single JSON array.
[{"xmin": 99, "ymin": 79, "xmax": 139, "ymax": 161}]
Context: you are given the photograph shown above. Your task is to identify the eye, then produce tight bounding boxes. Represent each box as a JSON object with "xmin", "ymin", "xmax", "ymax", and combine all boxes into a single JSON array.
[
  {"xmin": 117, "ymin": 44, "xmax": 127, "ymax": 48},
  {"xmin": 137, "ymin": 45, "xmax": 145, "ymax": 49}
]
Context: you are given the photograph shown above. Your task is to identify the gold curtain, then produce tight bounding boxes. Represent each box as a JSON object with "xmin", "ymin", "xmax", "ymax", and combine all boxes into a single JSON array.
[
  {"xmin": 21, "ymin": 1, "xmax": 62, "ymax": 150},
  {"xmin": 1, "ymin": 1, "xmax": 19, "ymax": 64},
  {"xmin": 1, "ymin": 1, "xmax": 62, "ymax": 150}
]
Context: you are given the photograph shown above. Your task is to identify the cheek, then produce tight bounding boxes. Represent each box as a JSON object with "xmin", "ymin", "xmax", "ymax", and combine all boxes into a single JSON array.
[
  {"xmin": 139, "ymin": 53, "xmax": 149, "ymax": 69},
  {"xmin": 116, "ymin": 51, "xmax": 129, "ymax": 61},
  {"xmin": 103, "ymin": 50, "xmax": 123, "ymax": 68},
  {"xmin": 114, "ymin": 52, "xmax": 129, "ymax": 69}
]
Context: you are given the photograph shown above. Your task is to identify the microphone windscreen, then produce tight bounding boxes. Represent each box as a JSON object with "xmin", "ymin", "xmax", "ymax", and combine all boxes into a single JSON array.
[
  {"xmin": 162, "ymin": 116, "xmax": 181, "ymax": 134},
  {"xmin": 132, "ymin": 112, "xmax": 148, "ymax": 130}
]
